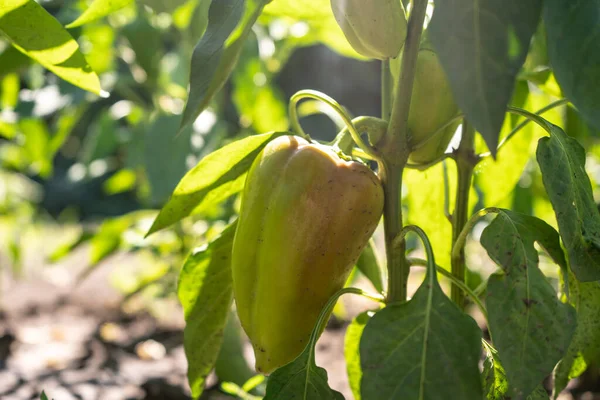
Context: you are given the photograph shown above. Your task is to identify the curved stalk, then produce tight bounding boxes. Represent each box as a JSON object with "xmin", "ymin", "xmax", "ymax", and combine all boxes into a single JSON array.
[
  {"xmin": 392, "ymin": 225, "xmax": 436, "ymax": 271},
  {"xmin": 288, "ymin": 90, "xmax": 382, "ymax": 161},
  {"xmin": 451, "ymin": 207, "xmax": 501, "ymax": 263},
  {"xmin": 479, "ymin": 98, "xmax": 569, "ymax": 158},
  {"xmin": 312, "ymin": 287, "xmax": 385, "ymax": 345}
]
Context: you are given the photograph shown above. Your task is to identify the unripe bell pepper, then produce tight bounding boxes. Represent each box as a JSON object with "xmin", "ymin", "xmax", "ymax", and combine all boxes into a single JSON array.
[
  {"xmin": 331, "ymin": 0, "xmax": 407, "ymax": 60},
  {"xmin": 391, "ymin": 39, "xmax": 459, "ymax": 163},
  {"xmin": 231, "ymin": 135, "xmax": 384, "ymax": 374},
  {"xmin": 407, "ymin": 45, "xmax": 459, "ymax": 163}
]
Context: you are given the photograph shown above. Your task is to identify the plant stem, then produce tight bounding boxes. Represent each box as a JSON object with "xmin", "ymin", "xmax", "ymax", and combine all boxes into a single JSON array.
[
  {"xmin": 382, "ymin": 163, "xmax": 406, "ymax": 302},
  {"xmin": 384, "ymin": 1, "xmax": 428, "ymax": 150},
  {"xmin": 450, "ymin": 120, "xmax": 477, "ymax": 309},
  {"xmin": 381, "ymin": 0, "xmax": 429, "ymax": 304}
]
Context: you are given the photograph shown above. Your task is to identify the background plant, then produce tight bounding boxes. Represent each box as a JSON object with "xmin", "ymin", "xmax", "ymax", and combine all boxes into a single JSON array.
[{"xmin": 2, "ymin": 0, "xmax": 600, "ymax": 399}]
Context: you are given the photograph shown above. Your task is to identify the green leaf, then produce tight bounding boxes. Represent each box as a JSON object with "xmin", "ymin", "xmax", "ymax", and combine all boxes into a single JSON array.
[
  {"xmin": 360, "ymin": 250, "xmax": 482, "ymax": 399},
  {"xmin": 187, "ymin": 0, "xmax": 212, "ymax": 43},
  {"xmin": 66, "ymin": 0, "xmax": 133, "ymax": 28},
  {"xmin": 263, "ymin": 346, "xmax": 343, "ymax": 399},
  {"xmin": 179, "ymin": 0, "xmax": 244, "ymax": 131},
  {"xmin": 481, "ymin": 209, "xmax": 576, "ymax": 397},
  {"xmin": 476, "ymin": 81, "xmax": 538, "ymax": 207},
  {"xmin": 554, "ymin": 275, "xmax": 600, "ymax": 397},
  {"xmin": 566, "ymin": 104, "xmax": 598, "ymax": 144},
  {"xmin": 0, "ymin": 0, "xmax": 102, "ymax": 95},
  {"xmin": 544, "ymin": 0, "xmax": 600, "ymax": 132},
  {"xmin": 48, "ymin": 230, "xmax": 94, "ymax": 263},
  {"xmin": 49, "ymin": 106, "xmax": 83, "ymax": 157},
  {"xmin": 214, "ymin": 310, "xmax": 254, "ymax": 387},
  {"xmin": 20, "ymin": 118, "xmax": 51, "ymax": 177},
  {"xmin": 483, "ymin": 341, "xmax": 549, "ymax": 400},
  {"xmin": 103, "ymin": 169, "xmax": 137, "ymax": 195},
  {"xmin": 264, "ymin": 293, "xmax": 344, "ymax": 400},
  {"xmin": 180, "ymin": 0, "xmax": 269, "ymax": 132},
  {"xmin": 178, "ymin": 222, "xmax": 237, "ymax": 399},
  {"xmin": 536, "ymin": 123, "xmax": 600, "ymax": 281},
  {"xmin": 482, "ymin": 342, "xmax": 509, "ymax": 400},
  {"xmin": 344, "ymin": 311, "xmax": 370, "ymax": 400},
  {"xmin": 146, "ymin": 131, "xmax": 287, "ymax": 236},
  {"xmin": 89, "ymin": 216, "xmax": 131, "ymax": 264},
  {"xmin": 428, "ymin": 0, "xmax": 542, "ymax": 155},
  {"xmin": 143, "ymin": 114, "xmax": 193, "ymax": 206},
  {"xmin": 1, "ymin": 73, "xmax": 19, "ymax": 109},
  {"xmin": 528, "ymin": 387, "xmax": 551, "ymax": 400},
  {"xmin": 355, "ymin": 240, "xmax": 383, "ymax": 293},
  {"xmin": 86, "ymin": 211, "xmax": 153, "ymax": 266},
  {"xmin": 79, "ymin": 113, "xmax": 119, "ymax": 165},
  {"xmin": 122, "ymin": 14, "xmax": 162, "ymax": 85},
  {"xmin": 232, "ymin": 56, "xmax": 289, "ymax": 133},
  {"xmin": 0, "ymin": 45, "xmax": 31, "ymax": 77}
]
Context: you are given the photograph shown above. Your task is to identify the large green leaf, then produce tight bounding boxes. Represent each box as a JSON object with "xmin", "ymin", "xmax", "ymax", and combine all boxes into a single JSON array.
[
  {"xmin": 482, "ymin": 342, "xmax": 509, "ymax": 400},
  {"xmin": 482, "ymin": 342, "xmax": 549, "ymax": 400},
  {"xmin": 476, "ymin": 81, "xmax": 537, "ymax": 207},
  {"xmin": 263, "ymin": 344, "xmax": 344, "ymax": 400},
  {"xmin": 355, "ymin": 240, "xmax": 383, "ymax": 293},
  {"xmin": 147, "ymin": 132, "xmax": 287, "ymax": 235},
  {"xmin": 360, "ymin": 248, "xmax": 482, "ymax": 399},
  {"xmin": 481, "ymin": 210, "xmax": 575, "ymax": 397},
  {"xmin": 180, "ymin": 0, "xmax": 270, "ymax": 132},
  {"xmin": 144, "ymin": 114, "xmax": 194, "ymax": 206},
  {"xmin": 264, "ymin": 291, "xmax": 345, "ymax": 400},
  {"xmin": 429, "ymin": 0, "xmax": 542, "ymax": 155},
  {"xmin": 178, "ymin": 223, "xmax": 237, "ymax": 398},
  {"xmin": 554, "ymin": 275, "xmax": 600, "ymax": 397},
  {"xmin": 19, "ymin": 107, "xmax": 82, "ymax": 178},
  {"xmin": 544, "ymin": 0, "xmax": 600, "ymax": 132},
  {"xmin": 0, "ymin": 45, "xmax": 31, "ymax": 77},
  {"xmin": 179, "ymin": 0, "xmax": 245, "ymax": 131},
  {"xmin": 214, "ymin": 310, "xmax": 254, "ymax": 387},
  {"xmin": 536, "ymin": 123, "xmax": 600, "ymax": 281},
  {"xmin": 0, "ymin": 0, "xmax": 102, "ymax": 94},
  {"xmin": 66, "ymin": 0, "xmax": 133, "ymax": 28},
  {"xmin": 344, "ymin": 311, "xmax": 370, "ymax": 400},
  {"xmin": 20, "ymin": 119, "xmax": 51, "ymax": 177},
  {"xmin": 122, "ymin": 14, "xmax": 162, "ymax": 86}
]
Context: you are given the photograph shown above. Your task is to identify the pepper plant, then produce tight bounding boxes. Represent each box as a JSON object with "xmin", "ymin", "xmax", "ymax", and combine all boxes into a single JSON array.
[{"xmin": 2, "ymin": 0, "xmax": 600, "ymax": 399}]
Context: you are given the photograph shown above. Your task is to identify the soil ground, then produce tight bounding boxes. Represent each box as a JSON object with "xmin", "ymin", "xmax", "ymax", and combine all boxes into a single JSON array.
[{"xmin": 0, "ymin": 240, "xmax": 598, "ymax": 400}]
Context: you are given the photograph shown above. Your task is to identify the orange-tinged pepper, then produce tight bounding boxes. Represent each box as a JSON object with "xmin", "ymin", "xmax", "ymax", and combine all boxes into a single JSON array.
[{"xmin": 231, "ymin": 135, "xmax": 383, "ymax": 374}]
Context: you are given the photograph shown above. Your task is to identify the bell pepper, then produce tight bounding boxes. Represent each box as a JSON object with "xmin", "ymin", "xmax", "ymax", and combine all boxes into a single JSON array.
[
  {"xmin": 231, "ymin": 135, "xmax": 384, "ymax": 373},
  {"xmin": 331, "ymin": 0, "xmax": 407, "ymax": 60}
]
